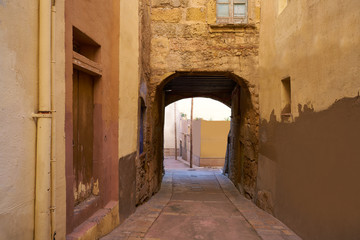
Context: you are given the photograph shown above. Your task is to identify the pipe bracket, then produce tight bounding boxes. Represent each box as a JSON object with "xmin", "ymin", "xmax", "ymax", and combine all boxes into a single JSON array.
[{"xmin": 32, "ymin": 112, "xmax": 54, "ymax": 118}]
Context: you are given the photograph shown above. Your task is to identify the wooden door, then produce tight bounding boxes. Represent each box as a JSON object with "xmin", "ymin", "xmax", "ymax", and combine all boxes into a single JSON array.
[{"xmin": 73, "ymin": 69, "xmax": 94, "ymax": 205}]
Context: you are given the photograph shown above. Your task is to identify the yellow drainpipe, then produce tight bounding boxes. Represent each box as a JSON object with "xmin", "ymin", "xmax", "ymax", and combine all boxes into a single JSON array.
[
  {"xmin": 34, "ymin": 0, "xmax": 53, "ymax": 239},
  {"xmin": 50, "ymin": 1, "xmax": 57, "ymax": 239}
]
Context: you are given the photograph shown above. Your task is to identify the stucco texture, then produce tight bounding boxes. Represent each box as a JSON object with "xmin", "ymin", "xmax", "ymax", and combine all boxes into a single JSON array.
[
  {"xmin": 200, "ymin": 120, "xmax": 229, "ymax": 159},
  {"xmin": 0, "ymin": 0, "xmax": 67, "ymax": 239},
  {"xmin": 0, "ymin": 1, "xmax": 38, "ymax": 239},
  {"xmin": 188, "ymin": 120, "xmax": 230, "ymax": 167},
  {"xmin": 65, "ymin": 0, "xmax": 122, "ymax": 234},
  {"xmin": 119, "ymin": 0, "xmax": 140, "ymax": 157},
  {"xmin": 163, "ymin": 103, "xmax": 180, "ymax": 149},
  {"xmin": 257, "ymin": 0, "xmax": 360, "ymax": 239}
]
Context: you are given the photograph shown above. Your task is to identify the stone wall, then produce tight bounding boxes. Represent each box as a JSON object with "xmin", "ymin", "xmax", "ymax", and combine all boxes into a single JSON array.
[
  {"xmin": 149, "ymin": 0, "xmax": 261, "ymax": 84},
  {"xmin": 226, "ymin": 85, "xmax": 259, "ymax": 198},
  {"xmin": 164, "ymin": 148, "xmax": 180, "ymax": 156},
  {"xmin": 139, "ymin": 0, "xmax": 262, "ymax": 204},
  {"xmin": 137, "ymin": 0, "xmax": 152, "ymax": 204}
]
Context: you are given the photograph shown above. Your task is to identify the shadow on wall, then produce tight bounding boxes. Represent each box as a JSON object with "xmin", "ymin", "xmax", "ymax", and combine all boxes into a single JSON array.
[{"xmin": 258, "ymin": 95, "xmax": 360, "ymax": 240}]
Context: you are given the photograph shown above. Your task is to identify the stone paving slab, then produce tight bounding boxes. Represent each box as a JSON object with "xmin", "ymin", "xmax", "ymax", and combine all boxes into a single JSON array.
[
  {"xmin": 171, "ymin": 192, "xmax": 229, "ymax": 202},
  {"xmin": 215, "ymin": 173, "xmax": 301, "ymax": 240},
  {"xmin": 162, "ymin": 201, "xmax": 242, "ymax": 217},
  {"xmin": 146, "ymin": 215, "xmax": 260, "ymax": 240},
  {"xmin": 102, "ymin": 159, "xmax": 301, "ymax": 240}
]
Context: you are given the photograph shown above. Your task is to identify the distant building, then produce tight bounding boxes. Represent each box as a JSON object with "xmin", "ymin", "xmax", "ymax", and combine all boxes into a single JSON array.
[
  {"xmin": 163, "ymin": 103, "xmax": 181, "ymax": 157},
  {"xmin": 179, "ymin": 119, "xmax": 230, "ymax": 167}
]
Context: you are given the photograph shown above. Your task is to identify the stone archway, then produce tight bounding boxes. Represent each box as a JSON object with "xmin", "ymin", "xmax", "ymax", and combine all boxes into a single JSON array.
[{"xmin": 137, "ymin": 71, "xmax": 259, "ymax": 204}]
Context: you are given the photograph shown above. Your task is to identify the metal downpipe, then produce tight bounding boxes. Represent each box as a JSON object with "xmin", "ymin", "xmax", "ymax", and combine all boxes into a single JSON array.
[
  {"xmin": 34, "ymin": 0, "xmax": 52, "ymax": 239},
  {"xmin": 50, "ymin": 2, "xmax": 57, "ymax": 239}
]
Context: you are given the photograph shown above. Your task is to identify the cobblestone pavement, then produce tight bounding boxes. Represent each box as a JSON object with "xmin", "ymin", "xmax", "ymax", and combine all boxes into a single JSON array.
[{"xmin": 102, "ymin": 158, "xmax": 301, "ymax": 240}]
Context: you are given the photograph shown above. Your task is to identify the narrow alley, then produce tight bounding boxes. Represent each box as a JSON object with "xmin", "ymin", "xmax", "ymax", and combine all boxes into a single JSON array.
[
  {"xmin": 102, "ymin": 158, "xmax": 301, "ymax": 240},
  {"xmin": 1, "ymin": 0, "xmax": 359, "ymax": 239}
]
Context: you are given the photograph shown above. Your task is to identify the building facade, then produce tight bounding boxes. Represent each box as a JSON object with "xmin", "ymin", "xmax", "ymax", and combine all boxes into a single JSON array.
[
  {"xmin": 163, "ymin": 103, "xmax": 181, "ymax": 157},
  {"xmin": 179, "ymin": 119, "xmax": 230, "ymax": 167},
  {"xmin": 257, "ymin": 1, "xmax": 360, "ymax": 239}
]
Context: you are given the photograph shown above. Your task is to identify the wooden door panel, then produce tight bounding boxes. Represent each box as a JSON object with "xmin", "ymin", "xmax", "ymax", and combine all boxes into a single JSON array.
[{"xmin": 73, "ymin": 69, "xmax": 94, "ymax": 205}]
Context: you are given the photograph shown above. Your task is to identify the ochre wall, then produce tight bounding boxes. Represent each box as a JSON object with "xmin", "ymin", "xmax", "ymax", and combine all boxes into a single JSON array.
[
  {"xmin": 117, "ymin": 0, "xmax": 140, "ymax": 224},
  {"xmin": 0, "ymin": 1, "xmax": 38, "ymax": 238},
  {"xmin": 65, "ymin": 0, "xmax": 120, "ymax": 233},
  {"xmin": 258, "ymin": 0, "xmax": 360, "ymax": 239},
  {"xmin": 259, "ymin": 0, "xmax": 360, "ymax": 119},
  {"xmin": 119, "ymin": 0, "xmax": 139, "ymax": 158},
  {"xmin": 179, "ymin": 119, "xmax": 230, "ymax": 167},
  {"xmin": 0, "ymin": 0, "xmax": 67, "ymax": 239},
  {"xmin": 191, "ymin": 119, "xmax": 201, "ymax": 166},
  {"xmin": 200, "ymin": 120, "xmax": 230, "ymax": 159}
]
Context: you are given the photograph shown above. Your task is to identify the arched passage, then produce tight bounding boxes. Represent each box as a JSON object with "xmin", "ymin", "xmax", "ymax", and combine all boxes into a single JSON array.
[
  {"xmin": 138, "ymin": 71, "xmax": 259, "ymax": 204},
  {"xmin": 164, "ymin": 98, "xmax": 231, "ymax": 166}
]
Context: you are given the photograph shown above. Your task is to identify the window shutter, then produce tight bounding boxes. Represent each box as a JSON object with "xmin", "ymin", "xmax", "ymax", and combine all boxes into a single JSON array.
[
  {"xmin": 217, "ymin": 0, "xmax": 248, "ymax": 24},
  {"xmin": 217, "ymin": 0, "xmax": 230, "ymax": 18},
  {"xmin": 233, "ymin": 0, "xmax": 247, "ymax": 23}
]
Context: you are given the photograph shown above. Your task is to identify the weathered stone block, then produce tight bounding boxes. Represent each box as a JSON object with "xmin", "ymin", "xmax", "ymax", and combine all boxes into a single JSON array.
[
  {"xmin": 189, "ymin": 0, "xmax": 207, "ymax": 7},
  {"xmin": 151, "ymin": 37, "xmax": 170, "ymax": 53},
  {"xmin": 256, "ymin": 190, "xmax": 274, "ymax": 215},
  {"xmin": 151, "ymin": 8, "xmax": 182, "ymax": 23},
  {"xmin": 170, "ymin": 0, "xmax": 181, "ymax": 7},
  {"xmin": 186, "ymin": 8, "xmax": 206, "ymax": 22},
  {"xmin": 152, "ymin": 23, "xmax": 176, "ymax": 37},
  {"xmin": 151, "ymin": 0, "xmax": 170, "ymax": 7},
  {"xmin": 152, "ymin": 0, "xmax": 182, "ymax": 7},
  {"xmin": 183, "ymin": 23, "xmax": 208, "ymax": 37}
]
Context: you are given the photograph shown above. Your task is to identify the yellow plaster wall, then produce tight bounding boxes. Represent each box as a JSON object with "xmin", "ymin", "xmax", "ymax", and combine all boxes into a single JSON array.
[
  {"xmin": 0, "ymin": 1, "xmax": 67, "ymax": 239},
  {"xmin": 0, "ymin": 1, "xmax": 38, "ymax": 239},
  {"xmin": 258, "ymin": 1, "xmax": 360, "ymax": 238},
  {"xmin": 118, "ymin": 0, "xmax": 140, "ymax": 157},
  {"xmin": 200, "ymin": 120, "xmax": 230, "ymax": 158},
  {"xmin": 259, "ymin": 0, "xmax": 360, "ymax": 120}
]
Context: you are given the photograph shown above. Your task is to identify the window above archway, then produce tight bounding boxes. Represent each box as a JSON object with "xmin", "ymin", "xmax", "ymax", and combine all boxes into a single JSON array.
[{"xmin": 216, "ymin": 0, "xmax": 248, "ymax": 24}]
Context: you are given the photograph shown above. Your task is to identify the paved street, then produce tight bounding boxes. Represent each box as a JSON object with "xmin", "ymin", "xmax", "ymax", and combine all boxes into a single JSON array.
[{"xmin": 102, "ymin": 158, "xmax": 301, "ymax": 240}]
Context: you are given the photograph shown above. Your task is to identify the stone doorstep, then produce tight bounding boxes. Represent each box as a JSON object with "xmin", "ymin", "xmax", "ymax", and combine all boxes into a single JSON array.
[{"xmin": 67, "ymin": 201, "xmax": 120, "ymax": 240}]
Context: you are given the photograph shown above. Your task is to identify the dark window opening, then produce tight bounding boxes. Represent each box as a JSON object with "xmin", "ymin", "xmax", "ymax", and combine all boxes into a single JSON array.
[
  {"xmin": 139, "ymin": 99, "xmax": 146, "ymax": 154},
  {"xmin": 281, "ymin": 77, "xmax": 292, "ymax": 122}
]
